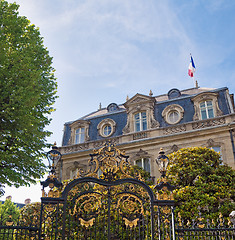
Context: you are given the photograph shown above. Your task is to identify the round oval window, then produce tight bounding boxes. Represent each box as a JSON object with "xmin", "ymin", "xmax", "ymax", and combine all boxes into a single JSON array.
[
  {"xmin": 168, "ymin": 111, "xmax": 179, "ymax": 123},
  {"xmin": 103, "ymin": 125, "xmax": 112, "ymax": 136}
]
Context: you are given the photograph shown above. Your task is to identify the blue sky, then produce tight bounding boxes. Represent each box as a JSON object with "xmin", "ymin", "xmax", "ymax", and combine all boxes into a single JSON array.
[{"xmin": 2, "ymin": 0, "xmax": 235, "ymax": 203}]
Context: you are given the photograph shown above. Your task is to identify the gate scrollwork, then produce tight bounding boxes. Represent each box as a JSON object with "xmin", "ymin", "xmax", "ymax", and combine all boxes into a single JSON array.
[{"xmin": 40, "ymin": 142, "xmax": 157, "ymax": 240}]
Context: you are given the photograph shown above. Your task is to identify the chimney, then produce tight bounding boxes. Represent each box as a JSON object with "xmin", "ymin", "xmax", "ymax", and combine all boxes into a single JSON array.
[
  {"xmin": 6, "ymin": 196, "xmax": 12, "ymax": 201},
  {"xmin": 24, "ymin": 198, "xmax": 31, "ymax": 205}
]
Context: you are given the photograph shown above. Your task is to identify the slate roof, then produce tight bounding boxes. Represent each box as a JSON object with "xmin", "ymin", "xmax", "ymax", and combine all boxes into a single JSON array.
[{"xmin": 62, "ymin": 86, "xmax": 231, "ymax": 146}]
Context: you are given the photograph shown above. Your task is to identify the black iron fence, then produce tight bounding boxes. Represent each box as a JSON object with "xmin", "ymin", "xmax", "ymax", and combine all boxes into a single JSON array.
[
  {"xmin": 0, "ymin": 225, "xmax": 39, "ymax": 240},
  {"xmin": 175, "ymin": 213, "xmax": 235, "ymax": 240},
  {"xmin": 176, "ymin": 228, "xmax": 235, "ymax": 240},
  {"xmin": 0, "ymin": 211, "xmax": 234, "ymax": 239}
]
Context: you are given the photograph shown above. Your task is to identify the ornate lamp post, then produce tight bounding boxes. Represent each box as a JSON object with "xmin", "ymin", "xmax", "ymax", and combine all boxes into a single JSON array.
[
  {"xmin": 46, "ymin": 143, "xmax": 62, "ymax": 176},
  {"xmin": 156, "ymin": 148, "xmax": 169, "ymax": 178},
  {"xmin": 155, "ymin": 148, "xmax": 175, "ymax": 240},
  {"xmin": 41, "ymin": 143, "xmax": 62, "ymax": 198}
]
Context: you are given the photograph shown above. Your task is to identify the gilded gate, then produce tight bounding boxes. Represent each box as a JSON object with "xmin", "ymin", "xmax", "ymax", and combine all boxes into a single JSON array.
[
  {"xmin": 39, "ymin": 142, "xmax": 175, "ymax": 240},
  {"xmin": 0, "ymin": 143, "xmax": 234, "ymax": 239}
]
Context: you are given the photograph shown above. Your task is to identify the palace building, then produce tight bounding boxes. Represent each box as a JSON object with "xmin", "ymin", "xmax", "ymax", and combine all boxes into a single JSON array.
[{"xmin": 58, "ymin": 86, "xmax": 235, "ymax": 182}]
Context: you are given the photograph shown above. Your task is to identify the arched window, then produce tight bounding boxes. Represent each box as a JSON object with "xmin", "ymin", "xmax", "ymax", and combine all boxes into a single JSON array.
[{"xmin": 134, "ymin": 112, "xmax": 147, "ymax": 132}]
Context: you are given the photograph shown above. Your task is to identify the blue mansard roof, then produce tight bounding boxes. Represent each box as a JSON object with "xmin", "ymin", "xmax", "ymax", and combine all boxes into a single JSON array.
[{"xmin": 62, "ymin": 86, "xmax": 233, "ymax": 146}]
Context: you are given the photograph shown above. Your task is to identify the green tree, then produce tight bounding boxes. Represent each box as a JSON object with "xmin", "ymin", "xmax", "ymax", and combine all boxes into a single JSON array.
[
  {"xmin": 0, "ymin": 199, "xmax": 20, "ymax": 225},
  {"xmin": 167, "ymin": 147, "xmax": 235, "ymax": 220},
  {"xmin": 0, "ymin": 0, "xmax": 57, "ymax": 194}
]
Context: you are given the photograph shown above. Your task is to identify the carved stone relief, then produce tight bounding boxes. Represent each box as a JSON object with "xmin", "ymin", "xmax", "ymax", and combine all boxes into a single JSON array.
[
  {"xmin": 192, "ymin": 117, "xmax": 225, "ymax": 129},
  {"xmin": 163, "ymin": 125, "xmax": 186, "ymax": 135}
]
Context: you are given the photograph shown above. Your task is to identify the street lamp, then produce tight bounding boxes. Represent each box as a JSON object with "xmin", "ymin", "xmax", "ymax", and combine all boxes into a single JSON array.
[
  {"xmin": 156, "ymin": 148, "xmax": 169, "ymax": 178},
  {"xmin": 46, "ymin": 142, "xmax": 62, "ymax": 175},
  {"xmin": 41, "ymin": 143, "xmax": 63, "ymax": 197}
]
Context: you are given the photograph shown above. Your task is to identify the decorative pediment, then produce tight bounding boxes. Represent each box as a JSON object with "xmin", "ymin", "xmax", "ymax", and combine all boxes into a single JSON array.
[
  {"xmin": 124, "ymin": 94, "xmax": 156, "ymax": 108},
  {"xmin": 69, "ymin": 120, "xmax": 90, "ymax": 129},
  {"xmin": 123, "ymin": 94, "xmax": 159, "ymax": 134},
  {"xmin": 191, "ymin": 92, "xmax": 218, "ymax": 102}
]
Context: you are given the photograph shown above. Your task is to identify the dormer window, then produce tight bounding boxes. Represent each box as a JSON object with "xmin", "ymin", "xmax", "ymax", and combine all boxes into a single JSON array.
[
  {"xmin": 123, "ymin": 93, "xmax": 159, "ymax": 134},
  {"xmin": 107, "ymin": 103, "xmax": 119, "ymax": 112},
  {"xmin": 75, "ymin": 127, "xmax": 85, "ymax": 144},
  {"xmin": 69, "ymin": 120, "xmax": 90, "ymax": 145},
  {"xmin": 97, "ymin": 118, "xmax": 116, "ymax": 138},
  {"xmin": 168, "ymin": 88, "xmax": 181, "ymax": 99},
  {"xmin": 191, "ymin": 92, "xmax": 223, "ymax": 121},
  {"xmin": 134, "ymin": 112, "xmax": 147, "ymax": 132},
  {"xmin": 162, "ymin": 104, "xmax": 184, "ymax": 125},
  {"xmin": 200, "ymin": 100, "xmax": 214, "ymax": 119}
]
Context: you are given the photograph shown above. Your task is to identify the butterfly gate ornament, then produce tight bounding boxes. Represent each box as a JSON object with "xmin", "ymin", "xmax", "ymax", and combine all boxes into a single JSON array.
[{"xmin": 39, "ymin": 142, "xmax": 175, "ymax": 240}]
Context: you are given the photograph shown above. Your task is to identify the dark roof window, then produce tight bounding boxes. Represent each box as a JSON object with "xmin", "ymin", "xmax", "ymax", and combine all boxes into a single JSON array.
[
  {"xmin": 168, "ymin": 88, "xmax": 181, "ymax": 99},
  {"xmin": 107, "ymin": 103, "xmax": 119, "ymax": 112}
]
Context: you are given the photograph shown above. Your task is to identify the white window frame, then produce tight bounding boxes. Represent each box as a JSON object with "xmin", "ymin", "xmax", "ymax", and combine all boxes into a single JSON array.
[
  {"xmin": 103, "ymin": 125, "xmax": 112, "ymax": 136},
  {"xmin": 162, "ymin": 104, "xmax": 184, "ymax": 125},
  {"xmin": 134, "ymin": 112, "xmax": 147, "ymax": 132},
  {"xmin": 69, "ymin": 120, "xmax": 90, "ymax": 145},
  {"xmin": 191, "ymin": 92, "xmax": 223, "ymax": 121},
  {"xmin": 134, "ymin": 158, "xmax": 150, "ymax": 173},
  {"xmin": 75, "ymin": 127, "xmax": 85, "ymax": 144},
  {"xmin": 123, "ymin": 94, "xmax": 159, "ymax": 134},
  {"xmin": 199, "ymin": 100, "xmax": 214, "ymax": 120},
  {"xmin": 97, "ymin": 118, "xmax": 116, "ymax": 138}
]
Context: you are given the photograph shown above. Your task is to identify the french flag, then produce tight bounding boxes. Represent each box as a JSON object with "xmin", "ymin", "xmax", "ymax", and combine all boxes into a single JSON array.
[{"xmin": 188, "ymin": 56, "xmax": 196, "ymax": 77}]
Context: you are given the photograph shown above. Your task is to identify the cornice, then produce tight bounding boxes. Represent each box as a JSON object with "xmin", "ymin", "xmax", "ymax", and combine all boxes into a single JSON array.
[{"xmin": 60, "ymin": 114, "xmax": 235, "ymax": 155}]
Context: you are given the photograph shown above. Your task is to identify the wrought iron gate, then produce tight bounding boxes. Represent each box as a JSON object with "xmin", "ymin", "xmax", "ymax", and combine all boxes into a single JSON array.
[
  {"xmin": 39, "ymin": 142, "xmax": 175, "ymax": 240},
  {"xmin": 0, "ymin": 143, "xmax": 234, "ymax": 239}
]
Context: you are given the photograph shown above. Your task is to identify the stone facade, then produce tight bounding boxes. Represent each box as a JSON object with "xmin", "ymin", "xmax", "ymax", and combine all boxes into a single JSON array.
[{"xmin": 58, "ymin": 86, "xmax": 235, "ymax": 182}]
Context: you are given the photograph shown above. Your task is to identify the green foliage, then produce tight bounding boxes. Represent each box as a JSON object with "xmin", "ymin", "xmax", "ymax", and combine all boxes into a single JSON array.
[
  {"xmin": 0, "ymin": 199, "xmax": 20, "ymax": 225},
  {"xmin": 0, "ymin": 0, "xmax": 57, "ymax": 192},
  {"xmin": 167, "ymin": 147, "xmax": 235, "ymax": 220}
]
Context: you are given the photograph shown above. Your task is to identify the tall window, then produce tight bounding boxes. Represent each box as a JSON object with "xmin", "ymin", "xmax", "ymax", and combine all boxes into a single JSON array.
[
  {"xmin": 200, "ymin": 101, "xmax": 214, "ymax": 120},
  {"xmin": 134, "ymin": 112, "xmax": 147, "ymax": 132},
  {"xmin": 75, "ymin": 127, "xmax": 85, "ymax": 144},
  {"xmin": 135, "ymin": 158, "xmax": 150, "ymax": 172}
]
